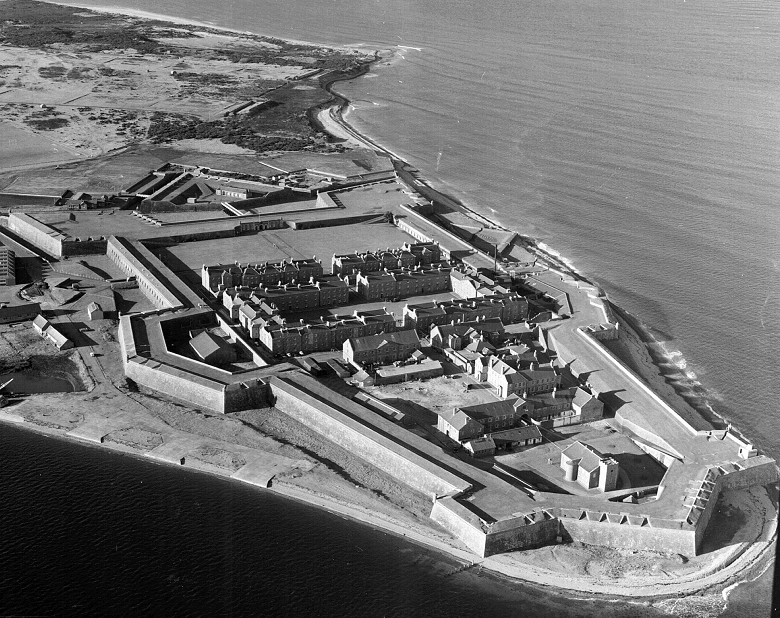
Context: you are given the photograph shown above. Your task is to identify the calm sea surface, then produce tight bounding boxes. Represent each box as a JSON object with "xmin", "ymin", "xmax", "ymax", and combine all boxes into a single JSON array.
[{"xmin": 9, "ymin": 0, "xmax": 780, "ymax": 614}]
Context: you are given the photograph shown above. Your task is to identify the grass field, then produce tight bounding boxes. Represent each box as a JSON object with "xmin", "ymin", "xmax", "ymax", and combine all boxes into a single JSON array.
[
  {"xmin": 165, "ymin": 221, "xmax": 413, "ymax": 274},
  {"xmin": 0, "ymin": 122, "xmax": 84, "ymax": 171}
]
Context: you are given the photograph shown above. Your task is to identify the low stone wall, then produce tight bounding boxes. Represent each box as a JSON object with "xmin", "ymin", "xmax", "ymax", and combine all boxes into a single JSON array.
[{"xmin": 110, "ymin": 278, "xmax": 138, "ymax": 290}]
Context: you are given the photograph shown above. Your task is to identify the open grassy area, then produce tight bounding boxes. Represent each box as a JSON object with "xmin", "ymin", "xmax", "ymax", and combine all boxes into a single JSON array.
[
  {"xmin": 164, "ymin": 220, "xmax": 413, "ymax": 276},
  {"xmin": 0, "ymin": 0, "xmax": 373, "ymax": 168}
]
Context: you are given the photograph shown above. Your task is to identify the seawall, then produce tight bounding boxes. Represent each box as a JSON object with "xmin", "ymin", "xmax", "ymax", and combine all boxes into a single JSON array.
[{"xmin": 269, "ymin": 374, "xmax": 471, "ymax": 498}]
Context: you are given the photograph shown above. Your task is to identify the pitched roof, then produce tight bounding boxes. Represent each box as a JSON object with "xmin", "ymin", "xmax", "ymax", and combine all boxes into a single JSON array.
[
  {"xmin": 190, "ymin": 331, "xmax": 232, "ymax": 360},
  {"xmin": 491, "ymin": 425, "xmax": 541, "ymax": 443},
  {"xmin": 431, "ymin": 318, "xmax": 505, "ymax": 339},
  {"xmin": 437, "ymin": 409, "xmax": 480, "ymax": 431},
  {"xmin": 0, "ymin": 303, "xmax": 40, "ymax": 319},
  {"xmin": 464, "ymin": 436, "xmax": 496, "ymax": 452},
  {"xmin": 572, "ymin": 387, "xmax": 595, "ymax": 408},
  {"xmin": 457, "ymin": 397, "xmax": 525, "ymax": 422},
  {"xmin": 562, "ymin": 441, "xmax": 606, "ymax": 473},
  {"xmin": 463, "ymin": 339, "xmax": 496, "ymax": 354},
  {"xmin": 347, "ymin": 329, "xmax": 420, "ymax": 353},
  {"xmin": 526, "ymin": 387, "xmax": 575, "ymax": 408},
  {"xmin": 46, "ymin": 326, "xmax": 71, "ymax": 349}
]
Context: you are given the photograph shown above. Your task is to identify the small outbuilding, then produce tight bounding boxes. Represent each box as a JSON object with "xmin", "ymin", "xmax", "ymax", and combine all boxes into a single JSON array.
[
  {"xmin": 32, "ymin": 314, "xmax": 49, "ymax": 335},
  {"xmin": 87, "ymin": 302, "xmax": 104, "ymax": 321},
  {"xmin": 352, "ymin": 370, "xmax": 374, "ymax": 387},
  {"xmin": 33, "ymin": 315, "xmax": 74, "ymax": 350},
  {"xmin": 464, "ymin": 436, "xmax": 496, "ymax": 458},
  {"xmin": 491, "ymin": 425, "xmax": 542, "ymax": 450}
]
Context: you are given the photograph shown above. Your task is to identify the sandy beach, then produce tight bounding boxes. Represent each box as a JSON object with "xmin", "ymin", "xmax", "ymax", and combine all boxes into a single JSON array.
[
  {"xmin": 42, "ymin": 1, "xmax": 362, "ymax": 50},
  {"xmin": 0, "ymin": 320, "xmax": 775, "ymax": 613}
]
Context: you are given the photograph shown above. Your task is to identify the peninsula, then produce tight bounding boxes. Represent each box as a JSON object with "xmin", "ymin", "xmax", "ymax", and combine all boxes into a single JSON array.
[{"xmin": 0, "ymin": 1, "xmax": 776, "ymax": 613}]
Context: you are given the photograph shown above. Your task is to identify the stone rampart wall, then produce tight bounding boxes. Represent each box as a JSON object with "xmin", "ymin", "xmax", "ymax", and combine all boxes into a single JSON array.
[
  {"xmin": 7, "ymin": 213, "xmax": 63, "ymax": 257},
  {"xmin": 270, "ymin": 377, "xmax": 469, "ymax": 498},
  {"xmin": 485, "ymin": 518, "xmax": 560, "ymax": 556},
  {"xmin": 429, "ymin": 498, "xmax": 487, "ymax": 556},
  {"xmin": 224, "ymin": 380, "xmax": 270, "ymax": 413},
  {"xmin": 125, "ymin": 358, "xmax": 226, "ymax": 413},
  {"xmin": 693, "ymin": 458, "xmax": 779, "ymax": 550},
  {"xmin": 720, "ymin": 458, "xmax": 778, "ymax": 489},
  {"xmin": 107, "ymin": 237, "xmax": 189, "ymax": 309},
  {"xmin": 561, "ymin": 518, "xmax": 696, "ymax": 556}
]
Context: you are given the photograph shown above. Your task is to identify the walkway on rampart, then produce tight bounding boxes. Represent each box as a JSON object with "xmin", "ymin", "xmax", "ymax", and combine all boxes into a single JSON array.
[
  {"xmin": 539, "ymin": 271, "xmax": 745, "ymax": 464},
  {"xmin": 270, "ymin": 371, "xmax": 538, "ymax": 519},
  {"xmin": 123, "ymin": 309, "xmax": 293, "ymax": 387}
]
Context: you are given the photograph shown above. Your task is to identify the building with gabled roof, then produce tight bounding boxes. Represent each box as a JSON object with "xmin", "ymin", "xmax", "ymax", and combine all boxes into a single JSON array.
[
  {"xmin": 343, "ymin": 329, "xmax": 420, "ymax": 366},
  {"xmin": 223, "ymin": 288, "xmax": 249, "ymax": 319},
  {"xmin": 572, "ymin": 387, "xmax": 604, "ymax": 422},
  {"xmin": 437, "ymin": 397, "xmax": 532, "ymax": 441},
  {"xmin": 560, "ymin": 441, "xmax": 619, "ymax": 492},
  {"xmin": 0, "ymin": 302, "xmax": 40, "ymax": 324},
  {"xmin": 202, "ymin": 258, "xmax": 324, "ymax": 293},
  {"xmin": 463, "ymin": 436, "xmax": 496, "ymax": 458},
  {"xmin": 87, "ymin": 301, "xmax": 104, "ymax": 321},
  {"xmin": 402, "ymin": 300, "xmax": 449, "ymax": 331},
  {"xmin": 190, "ymin": 330, "xmax": 238, "ymax": 365},
  {"xmin": 483, "ymin": 355, "xmax": 559, "ymax": 398},
  {"xmin": 32, "ymin": 314, "xmax": 74, "ymax": 350},
  {"xmin": 331, "ymin": 253, "xmax": 368, "ymax": 276},
  {"xmin": 32, "ymin": 314, "xmax": 49, "ymax": 335},
  {"xmin": 403, "ymin": 293, "xmax": 528, "ymax": 331},
  {"xmin": 490, "ymin": 425, "xmax": 542, "ymax": 450},
  {"xmin": 429, "ymin": 318, "xmax": 505, "ymax": 350}
]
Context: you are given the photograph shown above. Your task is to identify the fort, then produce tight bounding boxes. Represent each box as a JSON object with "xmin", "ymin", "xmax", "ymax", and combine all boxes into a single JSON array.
[
  {"xmin": 0, "ymin": 3, "xmax": 779, "ymax": 608},
  {"xmin": 2, "ymin": 155, "xmax": 772, "ymax": 564}
]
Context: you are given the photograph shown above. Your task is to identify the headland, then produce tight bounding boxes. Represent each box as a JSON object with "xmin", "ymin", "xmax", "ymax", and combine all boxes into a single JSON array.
[{"xmin": 0, "ymin": 2, "xmax": 776, "ymax": 614}]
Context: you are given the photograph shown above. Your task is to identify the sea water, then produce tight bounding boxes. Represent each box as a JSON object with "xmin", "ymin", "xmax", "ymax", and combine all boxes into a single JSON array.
[
  {"xmin": 0, "ymin": 425, "xmax": 667, "ymax": 618},
  {"xmin": 10, "ymin": 0, "xmax": 780, "ymax": 614}
]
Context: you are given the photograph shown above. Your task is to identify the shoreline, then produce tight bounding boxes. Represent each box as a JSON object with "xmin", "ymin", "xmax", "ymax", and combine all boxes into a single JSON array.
[
  {"xmin": 39, "ymin": 1, "xmax": 364, "ymax": 50},
  {"xmin": 0, "ymin": 404, "xmax": 775, "ymax": 607},
  {"xmin": 317, "ymin": 62, "xmax": 764, "ymax": 453},
  {"xmin": 4, "ymin": 1, "xmax": 776, "ymax": 607}
]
